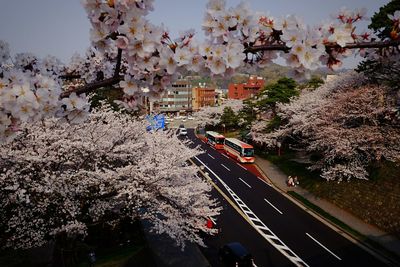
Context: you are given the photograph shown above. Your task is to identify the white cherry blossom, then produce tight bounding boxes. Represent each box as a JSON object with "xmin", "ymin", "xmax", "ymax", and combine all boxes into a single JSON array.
[{"xmin": 120, "ymin": 76, "xmax": 139, "ymax": 96}]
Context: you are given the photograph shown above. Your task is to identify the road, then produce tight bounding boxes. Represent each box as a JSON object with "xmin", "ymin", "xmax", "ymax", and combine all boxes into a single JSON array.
[{"xmin": 184, "ymin": 129, "xmax": 387, "ymax": 267}]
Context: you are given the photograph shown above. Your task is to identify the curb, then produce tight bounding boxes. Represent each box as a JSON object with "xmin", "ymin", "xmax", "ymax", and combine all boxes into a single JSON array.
[{"xmin": 254, "ymin": 159, "xmax": 400, "ymax": 267}]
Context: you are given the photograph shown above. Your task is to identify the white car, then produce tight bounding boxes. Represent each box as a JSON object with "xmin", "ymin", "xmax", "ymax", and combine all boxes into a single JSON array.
[
  {"xmin": 179, "ymin": 128, "xmax": 188, "ymax": 136},
  {"xmin": 188, "ymin": 116, "xmax": 195, "ymax": 120}
]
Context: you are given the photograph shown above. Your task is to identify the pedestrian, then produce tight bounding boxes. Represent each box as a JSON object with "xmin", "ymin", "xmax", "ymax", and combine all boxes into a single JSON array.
[
  {"xmin": 287, "ymin": 176, "xmax": 294, "ymax": 187},
  {"xmin": 88, "ymin": 251, "xmax": 96, "ymax": 267},
  {"xmin": 293, "ymin": 176, "xmax": 299, "ymax": 186}
]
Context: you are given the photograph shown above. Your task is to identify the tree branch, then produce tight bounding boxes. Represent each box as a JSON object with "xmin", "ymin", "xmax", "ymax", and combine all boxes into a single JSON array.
[
  {"xmin": 114, "ymin": 48, "xmax": 123, "ymax": 77},
  {"xmin": 61, "ymin": 76, "xmax": 122, "ymax": 98},
  {"xmin": 326, "ymin": 39, "xmax": 400, "ymax": 50},
  {"xmin": 245, "ymin": 39, "xmax": 400, "ymax": 54},
  {"xmin": 59, "ymin": 74, "xmax": 82, "ymax": 80}
]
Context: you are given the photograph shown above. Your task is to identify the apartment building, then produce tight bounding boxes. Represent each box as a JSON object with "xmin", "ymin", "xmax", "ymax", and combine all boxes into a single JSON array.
[
  {"xmin": 228, "ymin": 75, "xmax": 265, "ymax": 100},
  {"xmin": 157, "ymin": 79, "xmax": 192, "ymax": 113},
  {"xmin": 192, "ymin": 83, "xmax": 216, "ymax": 110}
]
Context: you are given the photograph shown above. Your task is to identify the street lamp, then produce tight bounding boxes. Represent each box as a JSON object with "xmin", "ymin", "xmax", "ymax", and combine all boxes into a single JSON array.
[{"xmin": 277, "ymin": 141, "xmax": 281, "ymax": 156}]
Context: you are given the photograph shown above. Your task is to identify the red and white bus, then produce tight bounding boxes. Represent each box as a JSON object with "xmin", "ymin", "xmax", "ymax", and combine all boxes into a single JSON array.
[
  {"xmin": 224, "ymin": 138, "xmax": 255, "ymax": 163},
  {"xmin": 205, "ymin": 131, "xmax": 225, "ymax": 150}
]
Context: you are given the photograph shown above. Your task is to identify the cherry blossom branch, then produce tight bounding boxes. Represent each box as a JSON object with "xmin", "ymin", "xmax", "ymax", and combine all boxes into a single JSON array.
[
  {"xmin": 60, "ymin": 39, "xmax": 400, "ymax": 99},
  {"xmin": 60, "ymin": 76, "xmax": 122, "ymax": 98},
  {"xmin": 245, "ymin": 39, "xmax": 400, "ymax": 54},
  {"xmin": 59, "ymin": 74, "xmax": 82, "ymax": 80},
  {"xmin": 326, "ymin": 39, "xmax": 400, "ymax": 50},
  {"xmin": 114, "ymin": 48, "xmax": 123, "ymax": 77}
]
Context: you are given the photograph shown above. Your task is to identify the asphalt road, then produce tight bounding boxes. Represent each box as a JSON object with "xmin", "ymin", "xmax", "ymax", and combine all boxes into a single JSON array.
[{"xmin": 183, "ymin": 129, "xmax": 387, "ymax": 267}]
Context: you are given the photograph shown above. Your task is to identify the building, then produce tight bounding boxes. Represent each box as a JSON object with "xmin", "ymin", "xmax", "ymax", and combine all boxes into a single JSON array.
[
  {"xmin": 157, "ymin": 78, "xmax": 192, "ymax": 113},
  {"xmin": 192, "ymin": 83, "xmax": 216, "ymax": 110},
  {"xmin": 228, "ymin": 75, "xmax": 265, "ymax": 100}
]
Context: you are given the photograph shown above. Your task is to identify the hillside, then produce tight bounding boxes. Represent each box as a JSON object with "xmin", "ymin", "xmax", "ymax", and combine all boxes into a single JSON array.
[{"xmin": 184, "ymin": 63, "xmax": 342, "ymax": 89}]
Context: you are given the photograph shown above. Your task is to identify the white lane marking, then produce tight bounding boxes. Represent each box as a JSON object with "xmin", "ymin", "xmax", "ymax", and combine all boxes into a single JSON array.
[
  {"xmin": 208, "ymin": 153, "xmax": 215, "ymax": 159},
  {"xmin": 209, "ymin": 217, "xmax": 217, "ymax": 225},
  {"xmin": 222, "ymin": 153, "xmax": 230, "ymax": 159},
  {"xmin": 306, "ymin": 233, "xmax": 342, "ymax": 261},
  {"xmin": 221, "ymin": 164, "xmax": 231, "ymax": 171},
  {"xmin": 258, "ymin": 176, "xmax": 272, "ymax": 187},
  {"xmin": 237, "ymin": 163, "xmax": 247, "ymax": 170},
  {"xmin": 239, "ymin": 177, "xmax": 252, "ymax": 188},
  {"xmin": 264, "ymin": 198, "xmax": 283, "ymax": 215},
  {"xmin": 194, "ymin": 156, "xmax": 308, "ymax": 267}
]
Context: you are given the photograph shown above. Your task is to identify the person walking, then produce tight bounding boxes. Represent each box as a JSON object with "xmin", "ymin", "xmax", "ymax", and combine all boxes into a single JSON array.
[
  {"xmin": 88, "ymin": 251, "xmax": 96, "ymax": 267},
  {"xmin": 287, "ymin": 176, "xmax": 294, "ymax": 187},
  {"xmin": 293, "ymin": 176, "xmax": 299, "ymax": 186}
]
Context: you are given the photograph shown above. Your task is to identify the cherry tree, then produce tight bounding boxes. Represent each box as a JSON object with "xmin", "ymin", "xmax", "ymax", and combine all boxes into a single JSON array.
[
  {"xmin": 251, "ymin": 72, "xmax": 400, "ymax": 181},
  {"xmin": 0, "ymin": 106, "xmax": 221, "ymax": 253},
  {"xmin": 0, "ymin": 0, "xmax": 399, "ymax": 143},
  {"xmin": 194, "ymin": 99, "xmax": 243, "ymax": 126}
]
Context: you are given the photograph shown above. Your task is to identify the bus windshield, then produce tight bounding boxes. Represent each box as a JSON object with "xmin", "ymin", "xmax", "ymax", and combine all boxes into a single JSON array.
[
  {"xmin": 243, "ymin": 148, "xmax": 254, "ymax": 157},
  {"xmin": 216, "ymin": 138, "xmax": 224, "ymax": 144}
]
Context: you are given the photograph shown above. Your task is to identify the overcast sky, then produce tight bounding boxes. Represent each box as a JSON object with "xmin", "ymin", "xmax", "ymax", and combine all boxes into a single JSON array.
[{"xmin": 0, "ymin": 0, "xmax": 390, "ymax": 68}]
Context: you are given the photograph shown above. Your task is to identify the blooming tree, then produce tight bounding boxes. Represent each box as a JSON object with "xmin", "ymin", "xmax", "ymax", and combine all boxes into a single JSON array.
[
  {"xmin": 0, "ymin": 106, "xmax": 221, "ymax": 251},
  {"xmin": 194, "ymin": 99, "xmax": 243, "ymax": 126},
  {"xmin": 0, "ymin": 1, "xmax": 399, "ymax": 142},
  {"xmin": 251, "ymin": 72, "xmax": 400, "ymax": 181}
]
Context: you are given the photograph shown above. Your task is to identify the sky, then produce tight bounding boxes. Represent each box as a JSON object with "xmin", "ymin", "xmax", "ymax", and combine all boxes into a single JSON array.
[{"xmin": 0, "ymin": 0, "xmax": 391, "ymax": 68}]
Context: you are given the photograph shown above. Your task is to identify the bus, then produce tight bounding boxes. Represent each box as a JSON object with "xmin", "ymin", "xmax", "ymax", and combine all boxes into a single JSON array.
[
  {"xmin": 224, "ymin": 138, "xmax": 255, "ymax": 163},
  {"xmin": 205, "ymin": 131, "xmax": 225, "ymax": 150}
]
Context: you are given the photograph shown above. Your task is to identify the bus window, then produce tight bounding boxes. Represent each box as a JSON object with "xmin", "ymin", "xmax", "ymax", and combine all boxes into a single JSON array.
[
  {"xmin": 216, "ymin": 137, "xmax": 224, "ymax": 144},
  {"xmin": 243, "ymin": 148, "xmax": 254, "ymax": 157}
]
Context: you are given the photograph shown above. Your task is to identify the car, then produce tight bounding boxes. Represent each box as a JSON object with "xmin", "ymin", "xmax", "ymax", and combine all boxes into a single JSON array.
[
  {"xmin": 178, "ymin": 128, "xmax": 188, "ymax": 136},
  {"xmin": 188, "ymin": 116, "xmax": 195, "ymax": 120},
  {"xmin": 179, "ymin": 124, "xmax": 185, "ymax": 129},
  {"xmin": 218, "ymin": 242, "xmax": 253, "ymax": 267}
]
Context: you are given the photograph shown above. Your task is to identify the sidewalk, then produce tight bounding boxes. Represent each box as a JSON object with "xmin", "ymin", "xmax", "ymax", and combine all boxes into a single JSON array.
[{"xmin": 254, "ymin": 155, "xmax": 400, "ymax": 265}]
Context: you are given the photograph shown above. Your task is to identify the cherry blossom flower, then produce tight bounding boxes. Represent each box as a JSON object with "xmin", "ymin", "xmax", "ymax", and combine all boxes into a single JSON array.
[
  {"xmin": 116, "ymin": 36, "xmax": 129, "ymax": 49},
  {"xmin": 120, "ymin": 76, "xmax": 139, "ymax": 96},
  {"xmin": 61, "ymin": 92, "xmax": 89, "ymax": 111},
  {"xmin": 328, "ymin": 25, "xmax": 354, "ymax": 47},
  {"xmin": 174, "ymin": 47, "xmax": 192, "ymax": 66},
  {"xmin": 208, "ymin": 56, "xmax": 226, "ymax": 75},
  {"xmin": 388, "ymin": 10, "xmax": 400, "ymax": 24},
  {"xmin": 159, "ymin": 47, "xmax": 177, "ymax": 74}
]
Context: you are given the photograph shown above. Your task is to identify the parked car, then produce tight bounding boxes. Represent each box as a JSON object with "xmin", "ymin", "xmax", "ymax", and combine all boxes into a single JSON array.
[
  {"xmin": 218, "ymin": 242, "xmax": 253, "ymax": 267},
  {"xmin": 178, "ymin": 127, "xmax": 188, "ymax": 136},
  {"xmin": 179, "ymin": 124, "xmax": 185, "ymax": 129}
]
